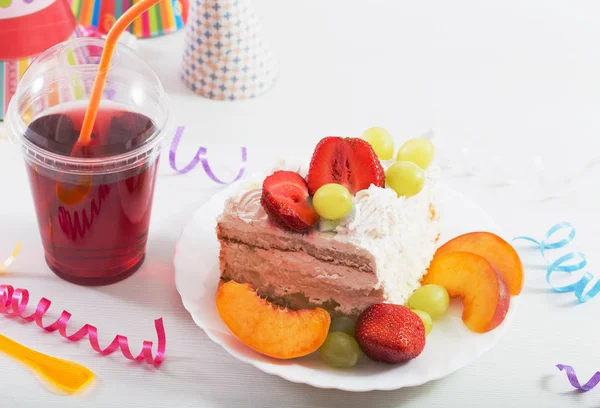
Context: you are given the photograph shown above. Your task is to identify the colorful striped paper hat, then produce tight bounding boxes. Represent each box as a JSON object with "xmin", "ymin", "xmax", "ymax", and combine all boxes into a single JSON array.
[
  {"xmin": 70, "ymin": 0, "xmax": 188, "ymax": 38},
  {"xmin": 0, "ymin": 50, "xmax": 84, "ymax": 122},
  {"xmin": 0, "ymin": 57, "xmax": 34, "ymax": 122}
]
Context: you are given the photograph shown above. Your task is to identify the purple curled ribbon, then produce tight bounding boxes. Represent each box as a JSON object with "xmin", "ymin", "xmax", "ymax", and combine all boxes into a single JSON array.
[
  {"xmin": 556, "ymin": 365, "xmax": 600, "ymax": 392},
  {"xmin": 169, "ymin": 126, "xmax": 247, "ymax": 184}
]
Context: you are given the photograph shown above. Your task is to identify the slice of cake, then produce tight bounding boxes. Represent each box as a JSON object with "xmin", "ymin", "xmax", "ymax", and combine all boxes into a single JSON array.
[{"xmin": 217, "ymin": 136, "xmax": 440, "ymax": 316}]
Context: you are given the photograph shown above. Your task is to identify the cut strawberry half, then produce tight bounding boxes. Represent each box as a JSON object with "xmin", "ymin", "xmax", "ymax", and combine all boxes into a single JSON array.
[
  {"xmin": 307, "ymin": 137, "xmax": 385, "ymax": 195},
  {"xmin": 260, "ymin": 171, "xmax": 320, "ymax": 233}
]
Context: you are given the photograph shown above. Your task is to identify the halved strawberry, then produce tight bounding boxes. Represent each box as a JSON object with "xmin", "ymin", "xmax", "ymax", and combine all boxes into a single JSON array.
[
  {"xmin": 307, "ymin": 137, "xmax": 385, "ymax": 195},
  {"xmin": 260, "ymin": 171, "xmax": 320, "ymax": 233}
]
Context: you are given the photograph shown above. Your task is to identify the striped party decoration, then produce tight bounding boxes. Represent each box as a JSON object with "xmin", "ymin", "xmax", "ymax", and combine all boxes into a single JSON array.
[
  {"xmin": 70, "ymin": 0, "xmax": 188, "ymax": 38},
  {"xmin": 0, "ymin": 57, "xmax": 36, "ymax": 122}
]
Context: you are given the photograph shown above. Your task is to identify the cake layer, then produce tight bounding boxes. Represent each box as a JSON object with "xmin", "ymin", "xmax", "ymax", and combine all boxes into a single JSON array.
[
  {"xmin": 217, "ymin": 221, "xmax": 375, "ymax": 273},
  {"xmin": 219, "ymin": 237, "xmax": 384, "ymax": 316},
  {"xmin": 218, "ymin": 214, "xmax": 383, "ymax": 316}
]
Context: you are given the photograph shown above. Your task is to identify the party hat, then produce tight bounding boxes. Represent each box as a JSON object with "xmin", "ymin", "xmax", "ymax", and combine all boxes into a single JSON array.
[
  {"xmin": 181, "ymin": 0, "xmax": 278, "ymax": 100},
  {"xmin": 70, "ymin": 0, "xmax": 188, "ymax": 38},
  {"xmin": 0, "ymin": 57, "xmax": 36, "ymax": 121},
  {"xmin": 0, "ymin": 0, "xmax": 76, "ymax": 60},
  {"xmin": 0, "ymin": 24, "xmax": 136, "ymax": 121}
]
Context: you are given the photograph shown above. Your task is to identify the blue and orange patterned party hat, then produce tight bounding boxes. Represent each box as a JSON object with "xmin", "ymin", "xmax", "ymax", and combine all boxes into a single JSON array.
[{"xmin": 181, "ymin": 0, "xmax": 278, "ymax": 100}]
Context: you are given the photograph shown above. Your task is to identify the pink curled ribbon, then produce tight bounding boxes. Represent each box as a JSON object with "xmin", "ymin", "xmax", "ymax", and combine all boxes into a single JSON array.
[
  {"xmin": 169, "ymin": 126, "xmax": 248, "ymax": 183},
  {"xmin": 557, "ymin": 365, "xmax": 600, "ymax": 391},
  {"xmin": 0, "ymin": 285, "xmax": 166, "ymax": 366}
]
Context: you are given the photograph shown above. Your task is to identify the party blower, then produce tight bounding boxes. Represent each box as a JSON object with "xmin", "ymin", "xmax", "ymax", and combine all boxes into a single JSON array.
[
  {"xmin": 6, "ymin": 0, "xmax": 167, "ymax": 286},
  {"xmin": 0, "ymin": 334, "xmax": 94, "ymax": 394}
]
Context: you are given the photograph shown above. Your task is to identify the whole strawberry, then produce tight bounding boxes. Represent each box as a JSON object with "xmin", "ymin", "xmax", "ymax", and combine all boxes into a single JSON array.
[{"xmin": 355, "ymin": 304, "xmax": 426, "ymax": 364}]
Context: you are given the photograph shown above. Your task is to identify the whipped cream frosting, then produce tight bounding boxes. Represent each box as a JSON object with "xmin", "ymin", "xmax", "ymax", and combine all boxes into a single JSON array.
[
  {"xmin": 227, "ymin": 158, "xmax": 441, "ymax": 304},
  {"xmin": 334, "ymin": 167, "xmax": 440, "ymax": 304},
  {"xmin": 236, "ymin": 188, "xmax": 267, "ymax": 222}
]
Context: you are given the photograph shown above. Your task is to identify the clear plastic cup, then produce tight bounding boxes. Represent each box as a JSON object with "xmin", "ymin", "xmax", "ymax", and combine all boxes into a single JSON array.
[{"xmin": 6, "ymin": 37, "xmax": 169, "ymax": 286}]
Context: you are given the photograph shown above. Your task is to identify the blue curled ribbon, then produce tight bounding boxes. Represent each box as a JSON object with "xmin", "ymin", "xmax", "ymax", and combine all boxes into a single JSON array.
[
  {"xmin": 513, "ymin": 222, "xmax": 600, "ymax": 303},
  {"xmin": 169, "ymin": 126, "xmax": 247, "ymax": 184}
]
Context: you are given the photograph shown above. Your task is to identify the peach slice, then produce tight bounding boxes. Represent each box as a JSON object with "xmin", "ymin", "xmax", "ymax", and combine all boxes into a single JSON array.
[
  {"xmin": 435, "ymin": 232, "xmax": 524, "ymax": 295},
  {"xmin": 423, "ymin": 252, "xmax": 510, "ymax": 333},
  {"xmin": 215, "ymin": 280, "xmax": 331, "ymax": 359}
]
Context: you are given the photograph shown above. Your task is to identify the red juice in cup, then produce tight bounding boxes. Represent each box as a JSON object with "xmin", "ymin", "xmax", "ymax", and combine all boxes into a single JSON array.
[
  {"xmin": 7, "ymin": 38, "xmax": 169, "ymax": 285},
  {"xmin": 25, "ymin": 105, "xmax": 159, "ymax": 284}
]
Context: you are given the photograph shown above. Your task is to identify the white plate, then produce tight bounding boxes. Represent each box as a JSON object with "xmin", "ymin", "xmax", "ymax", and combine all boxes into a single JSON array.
[{"xmin": 174, "ymin": 179, "xmax": 519, "ymax": 392}]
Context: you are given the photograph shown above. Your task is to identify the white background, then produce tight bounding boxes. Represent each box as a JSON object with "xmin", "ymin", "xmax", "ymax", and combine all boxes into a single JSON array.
[{"xmin": 1, "ymin": 0, "xmax": 600, "ymax": 406}]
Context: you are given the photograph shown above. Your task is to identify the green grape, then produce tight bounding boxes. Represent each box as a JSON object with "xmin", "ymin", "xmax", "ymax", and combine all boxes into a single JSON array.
[
  {"xmin": 396, "ymin": 137, "xmax": 435, "ymax": 169},
  {"xmin": 313, "ymin": 184, "xmax": 353, "ymax": 220},
  {"xmin": 385, "ymin": 161, "xmax": 425, "ymax": 197},
  {"xmin": 362, "ymin": 127, "xmax": 395, "ymax": 160},
  {"xmin": 318, "ymin": 218, "xmax": 341, "ymax": 232},
  {"xmin": 411, "ymin": 309, "xmax": 433, "ymax": 336},
  {"xmin": 407, "ymin": 284, "xmax": 450, "ymax": 319},
  {"xmin": 319, "ymin": 332, "xmax": 360, "ymax": 368},
  {"xmin": 329, "ymin": 316, "xmax": 356, "ymax": 336}
]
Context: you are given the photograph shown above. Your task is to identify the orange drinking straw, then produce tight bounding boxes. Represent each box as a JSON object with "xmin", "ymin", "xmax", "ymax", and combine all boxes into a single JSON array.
[{"xmin": 76, "ymin": 0, "xmax": 162, "ymax": 147}]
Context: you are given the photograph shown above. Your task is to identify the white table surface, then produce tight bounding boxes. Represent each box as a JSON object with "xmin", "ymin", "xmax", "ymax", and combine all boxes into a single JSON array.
[{"xmin": 2, "ymin": 1, "xmax": 600, "ymax": 407}]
